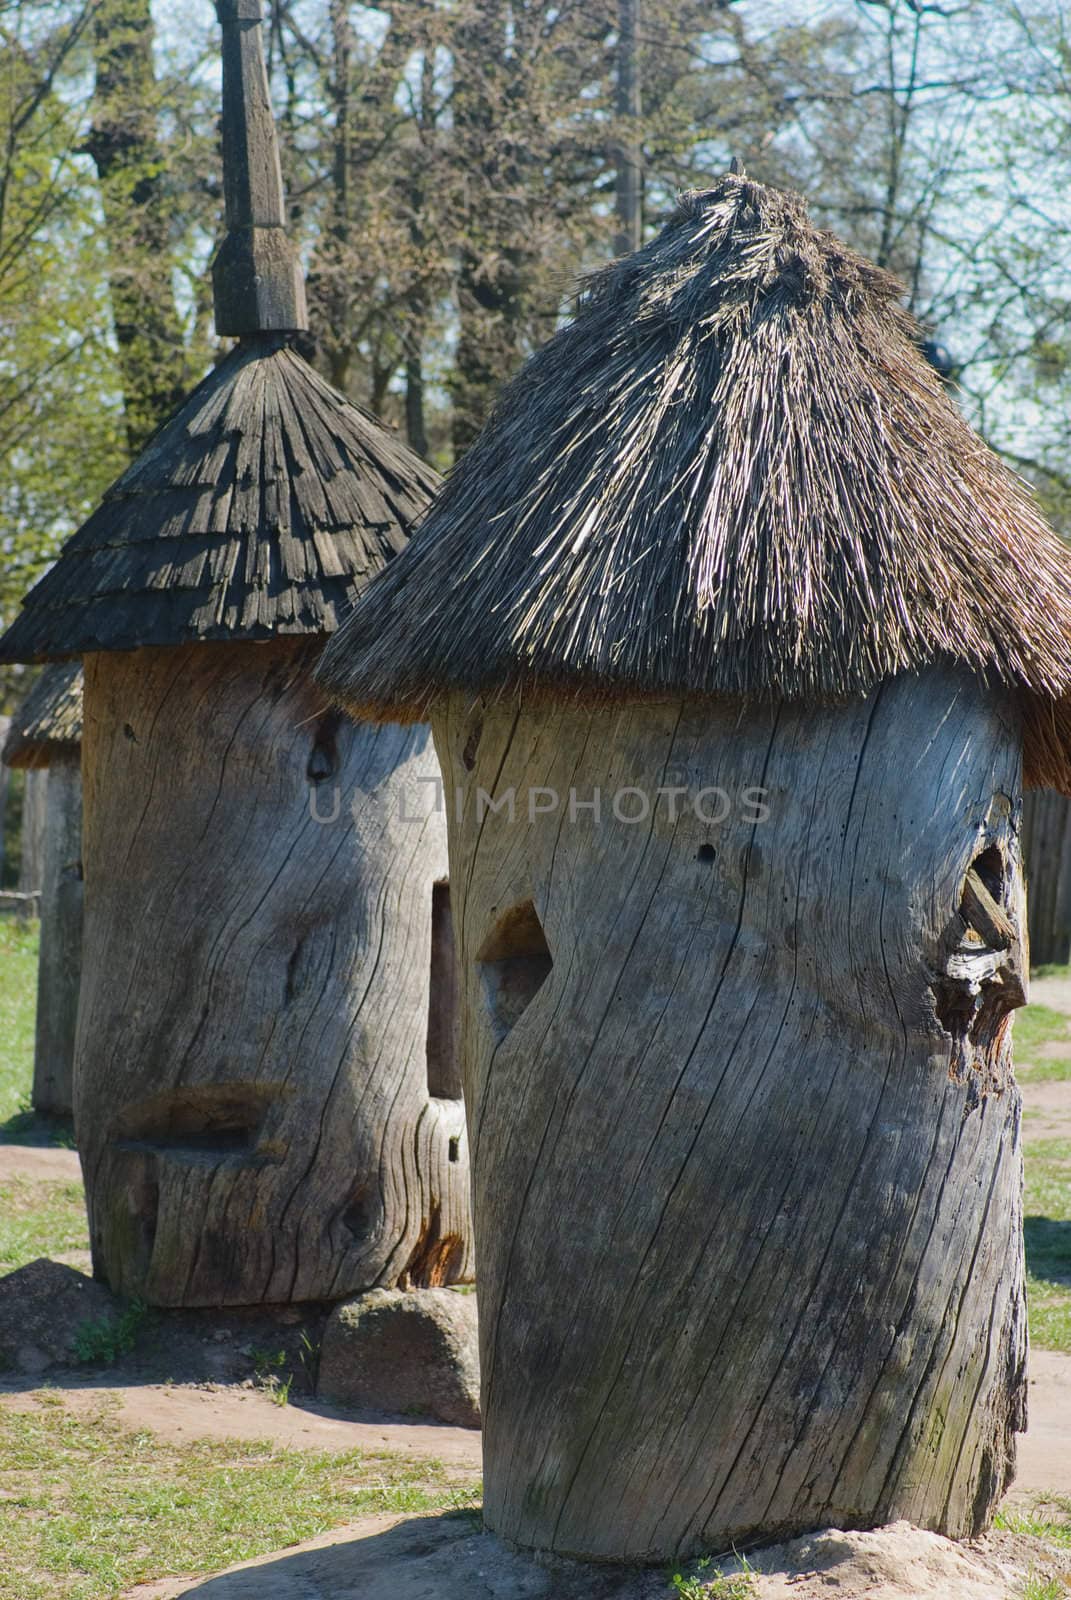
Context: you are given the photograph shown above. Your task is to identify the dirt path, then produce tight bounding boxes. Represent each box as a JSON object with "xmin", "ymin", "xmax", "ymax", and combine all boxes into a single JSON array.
[
  {"xmin": 0, "ymin": 1143, "xmax": 80, "ymax": 1180},
  {"xmin": 1, "ymin": 1380, "xmax": 482, "ymax": 1472}
]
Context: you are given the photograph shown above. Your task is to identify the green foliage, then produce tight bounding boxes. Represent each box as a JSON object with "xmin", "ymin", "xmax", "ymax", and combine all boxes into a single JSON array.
[
  {"xmin": 0, "ymin": 6, "xmax": 127, "ymax": 653},
  {"xmin": 250, "ymin": 1345, "xmax": 293, "ymax": 1406},
  {"xmin": 71, "ymin": 1298, "xmax": 149, "ymax": 1366},
  {"xmin": 670, "ymin": 1555, "xmax": 756, "ymax": 1598},
  {"xmin": 0, "ymin": 1394, "xmax": 479, "ymax": 1600}
]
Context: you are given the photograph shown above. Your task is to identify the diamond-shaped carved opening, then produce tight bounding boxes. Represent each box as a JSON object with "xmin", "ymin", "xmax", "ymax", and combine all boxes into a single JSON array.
[
  {"xmin": 426, "ymin": 880, "xmax": 462, "ymax": 1099},
  {"xmin": 477, "ymin": 899, "xmax": 553, "ymax": 1042}
]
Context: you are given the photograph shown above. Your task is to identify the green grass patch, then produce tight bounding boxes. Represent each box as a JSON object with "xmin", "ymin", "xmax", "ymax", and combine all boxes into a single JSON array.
[
  {"xmin": 0, "ymin": 1175, "xmax": 88, "ymax": 1271},
  {"xmin": 670, "ymin": 1555, "xmax": 757, "ymax": 1598},
  {"xmin": 0, "ymin": 916, "xmax": 38, "ymax": 1132},
  {"xmin": 1016, "ymin": 1002, "xmax": 1071, "ymax": 1070},
  {"xmin": 995, "ymin": 1495, "xmax": 1071, "ymax": 1548},
  {"xmin": 72, "ymin": 1299, "xmax": 149, "ymax": 1366},
  {"xmin": 1025, "ymin": 1140, "xmax": 1071, "ymax": 1352},
  {"xmin": 0, "ymin": 1393, "xmax": 482, "ymax": 1600},
  {"xmin": 0, "ymin": 915, "xmax": 73, "ymax": 1144}
]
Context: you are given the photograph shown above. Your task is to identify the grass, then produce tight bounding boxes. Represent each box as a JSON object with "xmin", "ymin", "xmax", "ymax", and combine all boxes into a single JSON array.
[
  {"xmin": 72, "ymin": 1299, "xmax": 150, "ymax": 1366},
  {"xmin": 996, "ymin": 1496, "xmax": 1071, "ymax": 1597},
  {"xmin": 0, "ymin": 1174, "xmax": 88, "ymax": 1271},
  {"xmin": 1016, "ymin": 1002, "xmax": 1071, "ymax": 1082},
  {"xmin": 670, "ymin": 1555, "xmax": 756, "ymax": 1598},
  {"xmin": 1024, "ymin": 1139, "xmax": 1071, "ymax": 1352},
  {"xmin": 996, "ymin": 1495, "xmax": 1071, "ymax": 1548},
  {"xmin": 0, "ymin": 917, "xmax": 39, "ymax": 1132},
  {"xmin": 0, "ymin": 916, "xmax": 71, "ymax": 1145},
  {"xmin": 0, "ymin": 1392, "xmax": 482, "ymax": 1600}
]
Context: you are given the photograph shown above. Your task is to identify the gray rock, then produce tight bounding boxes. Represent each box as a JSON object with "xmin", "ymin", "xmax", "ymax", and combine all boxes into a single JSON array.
[
  {"xmin": 0, "ymin": 1258, "xmax": 118, "ymax": 1372},
  {"xmin": 317, "ymin": 1288, "xmax": 480, "ymax": 1428}
]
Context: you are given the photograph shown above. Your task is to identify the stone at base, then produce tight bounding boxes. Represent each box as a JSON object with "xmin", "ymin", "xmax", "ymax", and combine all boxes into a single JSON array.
[
  {"xmin": 317, "ymin": 1288, "xmax": 480, "ymax": 1428},
  {"xmin": 0, "ymin": 1258, "xmax": 118, "ymax": 1372}
]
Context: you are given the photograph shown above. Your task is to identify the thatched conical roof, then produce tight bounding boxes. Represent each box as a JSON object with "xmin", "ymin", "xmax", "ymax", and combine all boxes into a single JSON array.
[
  {"xmin": 3, "ymin": 662, "xmax": 83, "ymax": 769},
  {"xmin": 0, "ymin": 340, "xmax": 440, "ymax": 662},
  {"xmin": 316, "ymin": 174, "xmax": 1071, "ymax": 791}
]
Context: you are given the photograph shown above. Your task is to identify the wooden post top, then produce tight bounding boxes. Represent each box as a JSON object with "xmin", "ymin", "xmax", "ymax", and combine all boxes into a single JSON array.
[{"xmin": 212, "ymin": 0, "xmax": 307, "ymax": 336}]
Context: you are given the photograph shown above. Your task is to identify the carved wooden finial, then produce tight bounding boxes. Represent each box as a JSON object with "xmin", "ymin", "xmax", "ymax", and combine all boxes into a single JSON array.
[{"xmin": 212, "ymin": 0, "xmax": 307, "ymax": 336}]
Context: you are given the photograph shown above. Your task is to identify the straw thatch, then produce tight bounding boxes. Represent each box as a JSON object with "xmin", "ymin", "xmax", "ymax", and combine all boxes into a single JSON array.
[
  {"xmin": 3, "ymin": 663, "xmax": 83, "ymax": 770},
  {"xmin": 0, "ymin": 338, "xmax": 440, "ymax": 664},
  {"xmin": 316, "ymin": 174, "xmax": 1071, "ymax": 792}
]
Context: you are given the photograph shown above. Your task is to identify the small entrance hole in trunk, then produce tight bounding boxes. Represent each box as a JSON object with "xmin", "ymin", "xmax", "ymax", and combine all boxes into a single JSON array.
[{"xmin": 477, "ymin": 898, "xmax": 553, "ymax": 1042}]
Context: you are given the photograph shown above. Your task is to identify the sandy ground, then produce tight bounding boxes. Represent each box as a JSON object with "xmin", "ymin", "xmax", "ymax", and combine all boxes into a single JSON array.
[
  {"xmin": 0, "ymin": 1379, "xmax": 483, "ymax": 1472},
  {"xmin": 119, "ymin": 1516, "xmax": 1069, "ymax": 1600}
]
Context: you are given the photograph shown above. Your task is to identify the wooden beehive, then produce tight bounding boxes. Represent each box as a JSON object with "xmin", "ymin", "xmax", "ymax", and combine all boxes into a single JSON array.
[
  {"xmin": 317, "ymin": 176, "xmax": 1071, "ymax": 1559},
  {"xmin": 0, "ymin": 0, "xmax": 473, "ymax": 1307}
]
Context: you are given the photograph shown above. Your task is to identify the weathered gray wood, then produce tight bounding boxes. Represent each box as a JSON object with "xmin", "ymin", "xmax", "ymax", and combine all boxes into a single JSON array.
[
  {"xmin": 211, "ymin": 0, "xmax": 307, "ymax": 335},
  {"xmin": 32, "ymin": 751, "xmax": 83, "ymax": 1116},
  {"xmin": 1023, "ymin": 788, "xmax": 1071, "ymax": 966},
  {"xmin": 75, "ymin": 641, "xmax": 472, "ymax": 1306},
  {"xmin": 435, "ymin": 665, "xmax": 1028, "ymax": 1562},
  {"xmin": 18, "ymin": 768, "xmax": 47, "ymax": 894}
]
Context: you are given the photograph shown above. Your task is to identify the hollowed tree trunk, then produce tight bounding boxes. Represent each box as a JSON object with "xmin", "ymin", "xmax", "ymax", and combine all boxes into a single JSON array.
[
  {"xmin": 436, "ymin": 666, "xmax": 1028, "ymax": 1563},
  {"xmin": 76, "ymin": 641, "xmax": 472, "ymax": 1306},
  {"xmin": 32, "ymin": 751, "xmax": 83, "ymax": 1116}
]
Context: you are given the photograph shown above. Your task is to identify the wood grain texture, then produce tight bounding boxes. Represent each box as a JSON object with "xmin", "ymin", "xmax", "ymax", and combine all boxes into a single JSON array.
[
  {"xmin": 1023, "ymin": 788, "xmax": 1071, "ymax": 966},
  {"xmin": 211, "ymin": 0, "xmax": 307, "ymax": 335},
  {"xmin": 18, "ymin": 769, "xmax": 47, "ymax": 895},
  {"xmin": 436, "ymin": 666, "xmax": 1028, "ymax": 1562},
  {"xmin": 75, "ymin": 641, "xmax": 472, "ymax": 1306},
  {"xmin": 32, "ymin": 752, "xmax": 83, "ymax": 1116}
]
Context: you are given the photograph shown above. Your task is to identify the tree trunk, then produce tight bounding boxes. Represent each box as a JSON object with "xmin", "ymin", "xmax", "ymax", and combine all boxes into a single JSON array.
[
  {"xmin": 614, "ymin": 0, "xmax": 642, "ymax": 256},
  {"xmin": 1023, "ymin": 788, "xmax": 1071, "ymax": 967},
  {"xmin": 32, "ymin": 751, "xmax": 83, "ymax": 1116},
  {"xmin": 0, "ymin": 715, "xmax": 9, "ymax": 883},
  {"xmin": 75, "ymin": 641, "xmax": 472, "ymax": 1307},
  {"xmin": 18, "ymin": 768, "xmax": 46, "ymax": 895},
  {"xmin": 83, "ymin": 0, "xmax": 188, "ymax": 454},
  {"xmin": 449, "ymin": 0, "xmax": 526, "ymax": 457},
  {"xmin": 435, "ymin": 665, "xmax": 1028, "ymax": 1561}
]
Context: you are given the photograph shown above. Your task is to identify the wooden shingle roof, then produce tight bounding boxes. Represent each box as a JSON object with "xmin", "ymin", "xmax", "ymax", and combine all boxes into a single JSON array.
[
  {"xmin": 0, "ymin": 338, "xmax": 440, "ymax": 663},
  {"xmin": 2, "ymin": 662, "xmax": 83, "ymax": 768}
]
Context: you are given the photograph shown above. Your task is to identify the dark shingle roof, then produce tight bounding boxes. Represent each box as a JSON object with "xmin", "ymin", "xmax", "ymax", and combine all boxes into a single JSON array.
[
  {"xmin": 2, "ymin": 662, "xmax": 83, "ymax": 769},
  {"xmin": 0, "ymin": 337, "xmax": 439, "ymax": 663}
]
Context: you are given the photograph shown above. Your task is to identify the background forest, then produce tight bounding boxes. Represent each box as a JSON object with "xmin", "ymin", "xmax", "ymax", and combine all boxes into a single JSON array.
[{"xmin": 3, "ymin": 0, "xmax": 1071, "ymax": 704}]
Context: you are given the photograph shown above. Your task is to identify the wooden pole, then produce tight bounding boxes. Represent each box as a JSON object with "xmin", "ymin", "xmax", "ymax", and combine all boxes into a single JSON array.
[
  {"xmin": 614, "ymin": 0, "xmax": 642, "ymax": 257},
  {"xmin": 211, "ymin": 0, "xmax": 307, "ymax": 336},
  {"xmin": 1023, "ymin": 788, "xmax": 1071, "ymax": 966},
  {"xmin": 436, "ymin": 665, "xmax": 1027, "ymax": 1561},
  {"xmin": 32, "ymin": 751, "xmax": 83, "ymax": 1116},
  {"xmin": 18, "ymin": 769, "xmax": 47, "ymax": 896}
]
